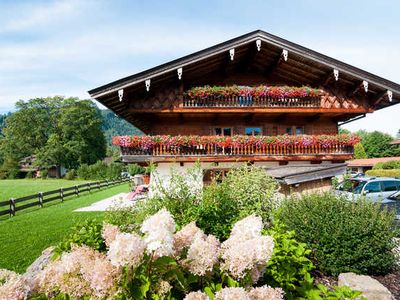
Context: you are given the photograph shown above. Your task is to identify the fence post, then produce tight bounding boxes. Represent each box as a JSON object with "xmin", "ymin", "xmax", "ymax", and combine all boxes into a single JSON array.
[
  {"xmin": 88, "ymin": 182, "xmax": 91, "ymax": 193},
  {"xmin": 38, "ymin": 192, "xmax": 43, "ymax": 208},
  {"xmin": 97, "ymin": 181, "xmax": 100, "ymax": 189},
  {"xmin": 106, "ymin": 180, "xmax": 109, "ymax": 188},
  {"xmin": 9, "ymin": 198, "xmax": 15, "ymax": 217},
  {"xmin": 75, "ymin": 185, "xmax": 79, "ymax": 196},
  {"xmin": 60, "ymin": 188, "xmax": 64, "ymax": 202}
]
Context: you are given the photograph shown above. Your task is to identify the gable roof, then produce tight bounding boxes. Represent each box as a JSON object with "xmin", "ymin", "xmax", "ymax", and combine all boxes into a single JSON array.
[
  {"xmin": 347, "ymin": 156, "xmax": 400, "ymax": 167},
  {"xmin": 88, "ymin": 30, "xmax": 400, "ymax": 117}
]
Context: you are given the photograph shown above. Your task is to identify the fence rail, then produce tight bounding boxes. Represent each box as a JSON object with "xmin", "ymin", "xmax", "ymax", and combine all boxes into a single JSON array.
[{"xmin": 0, "ymin": 178, "xmax": 130, "ymax": 218}]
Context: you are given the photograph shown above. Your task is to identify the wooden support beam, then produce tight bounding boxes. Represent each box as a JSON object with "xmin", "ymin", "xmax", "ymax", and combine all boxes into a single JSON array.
[
  {"xmin": 348, "ymin": 80, "xmax": 368, "ymax": 97},
  {"xmin": 264, "ymin": 49, "xmax": 288, "ymax": 77},
  {"xmin": 318, "ymin": 69, "xmax": 339, "ymax": 88},
  {"xmin": 372, "ymin": 90, "xmax": 393, "ymax": 107}
]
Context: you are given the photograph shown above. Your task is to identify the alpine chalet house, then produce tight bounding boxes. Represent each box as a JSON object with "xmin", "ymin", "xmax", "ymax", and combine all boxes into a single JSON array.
[{"xmin": 89, "ymin": 30, "xmax": 400, "ymax": 193}]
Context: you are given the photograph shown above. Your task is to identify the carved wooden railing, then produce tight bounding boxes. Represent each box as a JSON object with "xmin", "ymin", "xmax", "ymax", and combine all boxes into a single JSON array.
[
  {"xmin": 182, "ymin": 96, "xmax": 321, "ymax": 108},
  {"xmin": 121, "ymin": 143, "xmax": 353, "ymax": 157}
]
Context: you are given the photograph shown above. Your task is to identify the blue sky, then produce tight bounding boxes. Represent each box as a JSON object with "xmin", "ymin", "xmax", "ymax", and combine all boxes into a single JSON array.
[{"xmin": 0, "ymin": 0, "xmax": 399, "ymax": 136}]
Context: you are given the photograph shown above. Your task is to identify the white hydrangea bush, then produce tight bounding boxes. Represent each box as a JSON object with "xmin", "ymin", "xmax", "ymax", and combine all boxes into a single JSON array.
[{"xmin": 0, "ymin": 209, "xmax": 283, "ymax": 299}]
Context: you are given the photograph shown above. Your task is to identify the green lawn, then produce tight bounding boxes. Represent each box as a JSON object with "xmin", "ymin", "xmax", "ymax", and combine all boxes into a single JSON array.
[
  {"xmin": 0, "ymin": 179, "xmax": 90, "ymax": 201},
  {"xmin": 0, "ymin": 183, "xmax": 129, "ymax": 273}
]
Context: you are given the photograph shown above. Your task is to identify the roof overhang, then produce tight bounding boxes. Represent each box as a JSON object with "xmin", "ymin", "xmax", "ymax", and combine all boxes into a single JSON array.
[
  {"xmin": 89, "ymin": 30, "xmax": 400, "ymax": 103},
  {"xmin": 265, "ymin": 163, "xmax": 347, "ymax": 185}
]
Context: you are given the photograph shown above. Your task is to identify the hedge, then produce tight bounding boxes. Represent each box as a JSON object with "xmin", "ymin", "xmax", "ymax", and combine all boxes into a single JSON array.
[{"xmin": 365, "ymin": 169, "xmax": 400, "ymax": 177}]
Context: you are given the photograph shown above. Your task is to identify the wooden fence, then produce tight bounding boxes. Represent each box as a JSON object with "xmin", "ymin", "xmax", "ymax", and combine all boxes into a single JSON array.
[{"xmin": 0, "ymin": 178, "xmax": 130, "ymax": 218}]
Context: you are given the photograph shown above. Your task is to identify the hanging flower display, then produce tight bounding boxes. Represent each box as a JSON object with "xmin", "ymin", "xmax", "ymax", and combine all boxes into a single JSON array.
[
  {"xmin": 184, "ymin": 85, "xmax": 324, "ymax": 99},
  {"xmin": 113, "ymin": 134, "xmax": 360, "ymax": 150}
]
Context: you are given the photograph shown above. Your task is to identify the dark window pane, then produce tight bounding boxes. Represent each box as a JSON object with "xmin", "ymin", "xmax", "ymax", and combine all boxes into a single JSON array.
[
  {"xmin": 365, "ymin": 182, "xmax": 381, "ymax": 193},
  {"xmin": 215, "ymin": 128, "xmax": 222, "ymax": 135},
  {"xmin": 223, "ymin": 128, "xmax": 232, "ymax": 136},
  {"xmin": 254, "ymin": 127, "xmax": 261, "ymax": 135},
  {"xmin": 383, "ymin": 181, "xmax": 399, "ymax": 192},
  {"xmin": 286, "ymin": 127, "xmax": 292, "ymax": 135},
  {"xmin": 245, "ymin": 128, "xmax": 253, "ymax": 136},
  {"xmin": 296, "ymin": 127, "xmax": 303, "ymax": 135}
]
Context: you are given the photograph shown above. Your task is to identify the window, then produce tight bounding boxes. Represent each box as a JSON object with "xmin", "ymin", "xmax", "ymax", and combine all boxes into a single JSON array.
[
  {"xmin": 296, "ymin": 127, "xmax": 304, "ymax": 135},
  {"xmin": 382, "ymin": 181, "xmax": 399, "ymax": 192},
  {"xmin": 214, "ymin": 128, "xmax": 232, "ymax": 136},
  {"xmin": 245, "ymin": 127, "xmax": 262, "ymax": 136},
  {"xmin": 286, "ymin": 126, "xmax": 304, "ymax": 135},
  {"xmin": 364, "ymin": 181, "xmax": 382, "ymax": 193}
]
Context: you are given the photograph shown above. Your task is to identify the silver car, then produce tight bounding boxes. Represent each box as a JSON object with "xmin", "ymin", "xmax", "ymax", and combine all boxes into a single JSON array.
[
  {"xmin": 336, "ymin": 177, "xmax": 400, "ymax": 201},
  {"xmin": 381, "ymin": 190, "xmax": 400, "ymax": 220}
]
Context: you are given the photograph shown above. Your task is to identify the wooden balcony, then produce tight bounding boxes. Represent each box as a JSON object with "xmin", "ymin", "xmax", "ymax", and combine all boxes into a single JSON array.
[
  {"xmin": 116, "ymin": 135, "xmax": 357, "ymax": 163},
  {"xmin": 182, "ymin": 95, "xmax": 321, "ymax": 108}
]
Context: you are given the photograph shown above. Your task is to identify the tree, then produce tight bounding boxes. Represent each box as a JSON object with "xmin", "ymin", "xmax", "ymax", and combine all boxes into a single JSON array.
[
  {"xmin": 338, "ymin": 127, "xmax": 351, "ymax": 135},
  {"xmin": 36, "ymin": 99, "xmax": 106, "ymax": 169},
  {"xmin": 0, "ymin": 97, "xmax": 64, "ymax": 162},
  {"xmin": 397, "ymin": 129, "xmax": 400, "ymax": 139},
  {"xmin": 353, "ymin": 143, "xmax": 368, "ymax": 159},
  {"xmin": 357, "ymin": 130, "xmax": 400, "ymax": 158},
  {"xmin": 1, "ymin": 97, "xmax": 106, "ymax": 174}
]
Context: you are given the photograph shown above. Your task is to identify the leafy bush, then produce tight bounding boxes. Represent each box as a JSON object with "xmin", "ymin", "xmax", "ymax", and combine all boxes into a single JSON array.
[
  {"xmin": 106, "ymin": 164, "xmax": 202, "ymax": 231},
  {"xmin": 298, "ymin": 284, "xmax": 365, "ymax": 300},
  {"xmin": 373, "ymin": 160, "xmax": 400, "ymax": 170},
  {"xmin": 40, "ymin": 169, "xmax": 48, "ymax": 179},
  {"xmin": 195, "ymin": 181, "xmax": 240, "ymax": 240},
  {"xmin": 262, "ymin": 223, "xmax": 314, "ymax": 297},
  {"xmin": 106, "ymin": 164, "xmax": 279, "ymax": 240},
  {"xmin": 276, "ymin": 192, "xmax": 396, "ymax": 276},
  {"xmin": 128, "ymin": 163, "xmax": 145, "ymax": 176},
  {"xmin": 25, "ymin": 171, "xmax": 33, "ymax": 179},
  {"xmin": 365, "ymin": 169, "xmax": 400, "ymax": 177},
  {"xmin": 106, "ymin": 162, "xmax": 123, "ymax": 179},
  {"xmin": 221, "ymin": 165, "xmax": 280, "ymax": 224},
  {"xmin": 64, "ymin": 169, "xmax": 76, "ymax": 180},
  {"xmin": 53, "ymin": 219, "xmax": 105, "ymax": 259},
  {"xmin": 77, "ymin": 161, "xmax": 123, "ymax": 180}
]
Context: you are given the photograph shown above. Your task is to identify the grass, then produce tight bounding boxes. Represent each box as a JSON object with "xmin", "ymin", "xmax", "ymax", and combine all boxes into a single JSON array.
[
  {"xmin": 0, "ymin": 183, "xmax": 129, "ymax": 273},
  {"xmin": 0, "ymin": 179, "xmax": 90, "ymax": 201}
]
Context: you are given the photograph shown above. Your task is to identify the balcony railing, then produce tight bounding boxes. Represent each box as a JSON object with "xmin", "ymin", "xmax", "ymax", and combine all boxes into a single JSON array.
[
  {"xmin": 182, "ymin": 95, "xmax": 321, "ymax": 108},
  {"xmin": 121, "ymin": 144, "xmax": 353, "ymax": 157},
  {"xmin": 114, "ymin": 135, "xmax": 359, "ymax": 159}
]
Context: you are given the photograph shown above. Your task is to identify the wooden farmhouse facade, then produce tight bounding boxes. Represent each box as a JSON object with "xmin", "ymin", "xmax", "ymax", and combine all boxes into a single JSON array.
[{"xmin": 89, "ymin": 30, "xmax": 400, "ymax": 192}]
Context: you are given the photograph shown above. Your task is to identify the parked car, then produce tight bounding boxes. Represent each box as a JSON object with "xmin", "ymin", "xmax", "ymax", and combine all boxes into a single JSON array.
[
  {"xmin": 336, "ymin": 177, "xmax": 400, "ymax": 201},
  {"xmin": 381, "ymin": 190, "xmax": 400, "ymax": 220}
]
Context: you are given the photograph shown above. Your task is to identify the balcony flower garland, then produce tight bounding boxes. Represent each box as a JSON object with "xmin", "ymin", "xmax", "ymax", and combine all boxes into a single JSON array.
[
  {"xmin": 185, "ymin": 85, "xmax": 323, "ymax": 99},
  {"xmin": 113, "ymin": 134, "xmax": 360, "ymax": 150}
]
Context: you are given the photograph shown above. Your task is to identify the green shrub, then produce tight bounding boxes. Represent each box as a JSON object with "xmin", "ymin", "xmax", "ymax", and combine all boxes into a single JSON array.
[
  {"xmin": 106, "ymin": 163, "xmax": 123, "ymax": 179},
  {"xmin": 373, "ymin": 160, "xmax": 400, "ymax": 170},
  {"xmin": 25, "ymin": 171, "xmax": 33, "ymax": 179},
  {"xmin": 106, "ymin": 164, "xmax": 279, "ymax": 239},
  {"xmin": 275, "ymin": 192, "xmax": 396, "ymax": 276},
  {"xmin": 261, "ymin": 223, "xmax": 314, "ymax": 297},
  {"xmin": 365, "ymin": 169, "xmax": 400, "ymax": 177},
  {"xmin": 222, "ymin": 165, "xmax": 279, "ymax": 225},
  {"xmin": 128, "ymin": 163, "xmax": 145, "ymax": 176},
  {"xmin": 77, "ymin": 161, "xmax": 123, "ymax": 180},
  {"xmin": 53, "ymin": 219, "xmax": 105, "ymax": 259},
  {"xmin": 40, "ymin": 169, "xmax": 48, "ymax": 179},
  {"xmin": 65, "ymin": 169, "xmax": 76, "ymax": 180},
  {"xmin": 195, "ymin": 181, "xmax": 240, "ymax": 240},
  {"xmin": 298, "ymin": 284, "xmax": 365, "ymax": 300}
]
